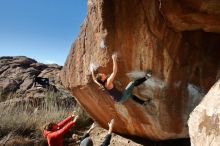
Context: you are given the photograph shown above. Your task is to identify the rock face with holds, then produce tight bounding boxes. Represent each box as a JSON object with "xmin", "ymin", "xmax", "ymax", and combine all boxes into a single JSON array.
[{"xmin": 61, "ymin": 0, "xmax": 220, "ymax": 140}]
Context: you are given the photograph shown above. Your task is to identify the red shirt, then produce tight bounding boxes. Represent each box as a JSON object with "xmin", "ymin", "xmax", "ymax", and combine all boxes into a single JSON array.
[{"xmin": 43, "ymin": 116, "xmax": 75, "ymax": 146}]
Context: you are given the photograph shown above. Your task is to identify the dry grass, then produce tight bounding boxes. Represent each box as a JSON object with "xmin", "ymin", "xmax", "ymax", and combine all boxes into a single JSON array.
[{"xmin": 0, "ymin": 89, "xmax": 91, "ymax": 141}]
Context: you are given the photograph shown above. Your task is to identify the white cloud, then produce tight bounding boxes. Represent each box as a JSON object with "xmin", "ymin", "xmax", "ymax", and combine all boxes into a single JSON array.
[{"xmin": 45, "ymin": 59, "xmax": 56, "ymax": 64}]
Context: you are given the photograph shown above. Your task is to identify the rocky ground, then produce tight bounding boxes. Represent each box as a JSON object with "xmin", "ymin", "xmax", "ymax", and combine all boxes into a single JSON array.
[
  {"xmin": 0, "ymin": 126, "xmax": 190, "ymax": 146},
  {"xmin": 88, "ymin": 128, "xmax": 190, "ymax": 146},
  {"xmin": 0, "ymin": 127, "xmax": 143, "ymax": 146},
  {"xmin": 79, "ymin": 127, "xmax": 142, "ymax": 146}
]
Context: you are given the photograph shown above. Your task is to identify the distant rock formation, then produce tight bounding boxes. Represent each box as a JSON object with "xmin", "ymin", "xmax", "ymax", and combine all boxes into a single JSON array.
[
  {"xmin": 0, "ymin": 56, "xmax": 75, "ymax": 110},
  {"xmin": 188, "ymin": 80, "xmax": 220, "ymax": 146},
  {"xmin": 61, "ymin": 0, "xmax": 220, "ymax": 140}
]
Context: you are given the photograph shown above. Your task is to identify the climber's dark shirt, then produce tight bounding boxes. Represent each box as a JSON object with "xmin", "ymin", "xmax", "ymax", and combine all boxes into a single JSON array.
[{"xmin": 106, "ymin": 86, "xmax": 123, "ymax": 102}]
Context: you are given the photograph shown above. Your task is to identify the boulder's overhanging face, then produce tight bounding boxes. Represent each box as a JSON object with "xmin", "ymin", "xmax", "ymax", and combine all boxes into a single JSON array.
[
  {"xmin": 160, "ymin": 0, "xmax": 220, "ymax": 32},
  {"xmin": 61, "ymin": 0, "xmax": 220, "ymax": 140},
  {"xmin": 188, "ymin": 80, "xmax": 220, "ymax": 146}
]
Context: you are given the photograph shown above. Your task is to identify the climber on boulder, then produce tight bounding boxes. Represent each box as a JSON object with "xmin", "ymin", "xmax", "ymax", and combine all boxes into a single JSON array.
[{"xmin": 91, "ymin": 53, "xmax": 152, "ymax": 105}]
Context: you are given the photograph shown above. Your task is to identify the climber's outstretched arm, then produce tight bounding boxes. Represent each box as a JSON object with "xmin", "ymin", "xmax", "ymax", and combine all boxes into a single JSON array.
[
  {"xmin": 91, "ymin": 69, "xmax": 102, "ymax": 87},
  {"xmin": 108, "ymin": 119, "xmax": 114, "ymax": 134},
  {"xmin": 100, "ymin": 119, "xmax": 114, "ymax": 146},
  {"xmin": 106, "ymin": 54, "xmax": 118, "ymax": 87},
  {"xmin": 80, "ymin": 123, "xmax": 96, "ymax": 141}
]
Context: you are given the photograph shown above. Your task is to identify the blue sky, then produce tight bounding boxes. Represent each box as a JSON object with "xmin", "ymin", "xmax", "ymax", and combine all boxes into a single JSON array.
[{"xmin": 0, "ymin": 0, "xmax": 87, "ymax": 65}]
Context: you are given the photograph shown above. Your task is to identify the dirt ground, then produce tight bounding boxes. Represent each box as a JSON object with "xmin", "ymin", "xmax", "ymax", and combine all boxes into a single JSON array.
[
  {"xmin": 0, "ymin": 126, "xmax": 190, "ymax": 146},
  {"xmin": 73, "ymin": 126, "xmax": 190, "ymax": 146},
  {"xmin": 88, "ymin": 127, "xmax": 142, "ymax": 146}
]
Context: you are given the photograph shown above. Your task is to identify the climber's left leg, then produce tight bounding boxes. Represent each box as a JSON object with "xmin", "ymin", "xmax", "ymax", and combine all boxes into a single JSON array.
[
  {"xmin": 120, "ymin": 81, "xmax": 135, "ymax": 102},
  {"xmin": 133, "ymin": 77, "xmax": 147, "ymax": 86}
]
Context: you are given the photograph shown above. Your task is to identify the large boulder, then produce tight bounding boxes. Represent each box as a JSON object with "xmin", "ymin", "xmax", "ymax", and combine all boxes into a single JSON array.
[
  {"xmin": 61, "ymin": 0, "xmax": 220, "ymax": 140},
  {"xmin": 188, "ymin": 80, "xmax": 220, "ymax": 146}
]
